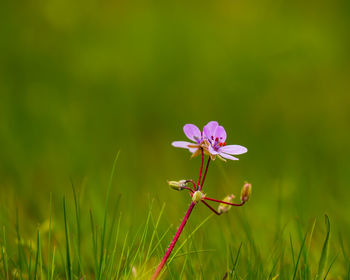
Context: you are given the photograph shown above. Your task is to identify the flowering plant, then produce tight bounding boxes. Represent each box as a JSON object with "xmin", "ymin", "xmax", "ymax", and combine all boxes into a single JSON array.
[{"xmin": 152, "ymin": 121, "xmax": 251, "ymax": 279}]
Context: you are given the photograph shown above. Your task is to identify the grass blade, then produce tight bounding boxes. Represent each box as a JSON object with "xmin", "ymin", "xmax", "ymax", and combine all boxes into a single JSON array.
[
  {"xmin": 292, "ymin": 231, "xmax": 307, "ymax": 280},
  {"xmin": 63, "ymin": 196, "xmax": 72, "ymax": 280},
  {"xmin": 89, "ymin": 209, "xmax": 98, "ymax": 277},
  {"xmin": 98, "ymin": 151, "xmax": 120, "ymax": 280},
  {"xmin": 33, "ymin": 229, "xmax": 39, "ymax": 280},
  {"xmin": 324, "ymin": 254, "xmax": 337, "ymax": 279},
  {"xmin": 47, "ymin": 193, "xmax": 53, "ymax": 280},
  {"xmin": 2, "ymin": 227, "xmax": 9, "ymax": 280},
  {"xmin": 71, "ymin": 180, "xmax": 82, "ymax": 277},
  {"xmin": 315, "ymin": 215, "xmax": 331, "ymax": 280}
]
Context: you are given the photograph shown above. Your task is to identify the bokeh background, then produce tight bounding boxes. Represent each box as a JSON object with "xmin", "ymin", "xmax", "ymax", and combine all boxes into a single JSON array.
[{"xmin": 1, "ymin": 0, "xmax": 350, "ymax": 278}]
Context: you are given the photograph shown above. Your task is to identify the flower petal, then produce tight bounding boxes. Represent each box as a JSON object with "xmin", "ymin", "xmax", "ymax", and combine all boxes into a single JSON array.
[
  {"xmin": 203, "ymin": 121, "xmax": 218, "ymax": 139},
  {"xmin": 171, "ymin": 141, "xmax": 194, "ymax": 150},
  {"xmin": 208, "ymin": 145, "xmax": 218, "ymax": 155},
  {"xmin": 183, "ymin": 124, "xmax": 201, "ymax": 142},
  {"xmin": 220, "ymin": 145, "xmax": 247, "ymax": 155},
  {"xmin": 219, "ymin": 152, "xmax": 239, "ymax": 160},
  {"xmin": 215, "ymin": 126, "xmax": 227, "ymax": 142}
]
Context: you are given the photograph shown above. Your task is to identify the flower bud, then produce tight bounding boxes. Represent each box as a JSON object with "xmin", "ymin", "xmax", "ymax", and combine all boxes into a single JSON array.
[
  {"xmin": 218, "ymin": 194, "xmax": 235, "ymax": 214},
  {"xmin": 240, "ymin": 182, "xmax": 252, "ymax": 202},
  {"xmin": 192, "ymin": 191, "xmax": 205, "ymax": 204},
  {"xmin": 168, "ymin": 180, "xmax": 187, "ymax": 191}
]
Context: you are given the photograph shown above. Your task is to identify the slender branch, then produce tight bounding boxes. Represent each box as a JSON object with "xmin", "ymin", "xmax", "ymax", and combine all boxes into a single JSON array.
[
  {"xmin": 196, "ymin": 148, "xmax": 204, "ymax": 190},
  {"xmin": 203, "ymin": 197, "xmax": 245, "ymax": 206},
  {"xmin": 151, "ymin": 202, "xmax": 196, "ymax": 280},
  {"xmin": 199, "ymin": 157, "xmax": 211, "ymax": 191},
  {"xmin": 185, "ymin": 180, "xmax": 196, "ymax": 190},
  {"xmin": 182, "ymin": 187, "xmax": 194, "ymax": 193},
  {"xmin": 201, "ymin": 200, "xmax": 222, "ymax": 216}
]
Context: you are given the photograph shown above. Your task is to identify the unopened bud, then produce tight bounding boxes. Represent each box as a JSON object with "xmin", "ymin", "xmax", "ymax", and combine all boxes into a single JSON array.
[
  {"xmin": 218, "ymin": 194, "xmax": 235, "ymax": 214},
  {"xmin": 168, "ymin": 180, "xmax": 187, "ymax": 191},
  {"xmin": 240, "ymin": 182, "xmax": 252, "ymax": 202},
  {"xmin": 192, "ymin": 191, "xmax": 205, "ymax": 204}
]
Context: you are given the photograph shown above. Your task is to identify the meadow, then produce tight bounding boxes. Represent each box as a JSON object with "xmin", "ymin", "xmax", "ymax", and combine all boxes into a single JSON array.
[{"xmin": 1, "ymin": 0, "xmax": 350, "ymax": 278}]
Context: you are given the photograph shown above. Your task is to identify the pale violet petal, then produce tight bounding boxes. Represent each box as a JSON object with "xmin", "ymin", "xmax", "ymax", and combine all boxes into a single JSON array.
[
  {"xmin": 203, "ymin": 121, "xmax": 218, "ymax": 139},
  {"xmin": 219, "ymin": 152, "xmax": 239, "ymax": 160},
  {"xmin": 183, "ymin": 124, "xmax": 201, "ymax": 142},
  {"xmin": 171, "ymin": 141, "xmax": 194, "ymax": 150},
  {"xmin": 220, "ymin": 145, "xmax": 247, "ymax": 155},
  {"xmin": 208, "ymin": 145, "xmax": 218, "ymax": 155},
  {"xmin": 215, "ymin": 126, "xmax": 227, "ymax": 142}
]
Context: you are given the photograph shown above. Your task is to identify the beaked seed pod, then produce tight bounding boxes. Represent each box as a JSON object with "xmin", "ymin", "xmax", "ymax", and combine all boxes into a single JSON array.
[
  {"xmin": 240, "ymin": 182, "xmax": 252, "ymax": 202},
  {"xmin": 168, "ymin": 180, "xmax": 187, "ymax": 191},
  {"xmin": 218, "ymin": 194, "xmax": 235, "ymax": 214}
]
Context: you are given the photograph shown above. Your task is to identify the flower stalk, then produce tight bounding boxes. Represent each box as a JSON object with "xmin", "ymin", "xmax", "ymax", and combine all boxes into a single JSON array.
[
  {"xmin": 151, "ymin": 202, "xmax": 196, "ymax": 280},
  {"xmin": 151, "ymin": 121, "xmax": 251, "ymax": 279}
]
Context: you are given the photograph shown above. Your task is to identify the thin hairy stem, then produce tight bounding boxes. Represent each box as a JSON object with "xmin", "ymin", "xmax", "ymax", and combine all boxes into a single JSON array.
[
  {"xmin": 185, "ymin": 180, "xmax": 196, "ymax": 190},
  {"xmin": 201, "ymin": 200, "xmax": 222, "ymax": 215},
  {"xmin": 199, "ymin": 157, "xmax": 211, "ymax": 191},
  {"xmin": 196, "ymin": 149, "xmax": 204, "ymax": 190},
  {"xmin": 203, "ymin": 197, "xmax": 245, "ymax": 206},
  {"xmin": 151, "ymin": 202, "xmax": 196, "ymax": 280},
  {"xmin": 182, "ymin": 187, "xmax": 194, "ymax": 193}
]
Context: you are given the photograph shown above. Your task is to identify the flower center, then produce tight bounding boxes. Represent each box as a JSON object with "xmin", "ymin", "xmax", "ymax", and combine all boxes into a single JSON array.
[{"xmin": 210, "ymin": 136, "xmax": 226, "ymax": 150}]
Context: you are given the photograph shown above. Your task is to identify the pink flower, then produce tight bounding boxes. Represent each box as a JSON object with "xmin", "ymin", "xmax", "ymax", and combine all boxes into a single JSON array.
[
  {"xmin": 171, "ymin": 124, "xmax": 204, "ymax": 157},
  {"xmin": 203, "ymin": 121, "xmax": 247, "ymax": 161},
  {"xmin": 172, "ymin": 121, "xmax": 247, "ymax": 161}
]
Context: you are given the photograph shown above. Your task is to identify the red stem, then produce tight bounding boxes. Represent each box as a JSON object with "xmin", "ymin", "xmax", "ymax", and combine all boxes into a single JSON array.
[
  {"xmin": 201, "ymin": 200, "xmax": 221, "ymax": 215},
  {"xmin": 185, "ymin": 180, "xmax": 196, "ymax": 190},
  {"xmin": 203, "ymin": 197, "xmax": 245, "ymax": 206},
  {"xmin": 182, "ymin": 187, "xmax": 194, "ymax": 193},
  {"xmin": 196, "ymin": 149, "xmax": 204, "ymax": 190},
  {"xmin": 199, "ymin": 157, "xmax": 210, "ymax": 191},
  {"xmin": 151, "ymin": 202, "xmax": 196, "ymax": 280}
]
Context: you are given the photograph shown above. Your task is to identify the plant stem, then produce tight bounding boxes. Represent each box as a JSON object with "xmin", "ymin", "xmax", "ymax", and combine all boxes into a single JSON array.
[
  {"xmin": 203, "ymin": 197, "xmax": 245, "ymax": 206},
  {"xmin": 201, "ymin": 200, "xmax": 221, "ymax": 215},
  {"xmin": 199, "ymin": 158, "xmax": 210, "ymax": 191},
  {"xmin": 182, "ymin": 186, "xmax": 194, "ymax": 193},
  {"xmin": 185, "ymin": 180, "xmax": 196, "ymax": 190},
  {"xmin": 151, "ymin": 202, "xmax": 196, "ymax": 280},
  {"xmin": 196, "ymin": 149, "xmax": 204, "ymax": 190}
]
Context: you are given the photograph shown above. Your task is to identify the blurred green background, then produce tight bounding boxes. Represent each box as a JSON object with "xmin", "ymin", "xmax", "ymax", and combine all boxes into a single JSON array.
[{"xmin": 1, "ymin": 0, "xmax": 350, "ymax": 277}]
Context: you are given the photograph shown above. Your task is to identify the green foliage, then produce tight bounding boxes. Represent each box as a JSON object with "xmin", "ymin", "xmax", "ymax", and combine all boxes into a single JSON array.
[
  {"xmin": 315, "ymin": 215, "xmax": 331, "ymax": 280},
  {"xmin": 0, "ymin": 170, "xmax": 347, "ymax": 278}
]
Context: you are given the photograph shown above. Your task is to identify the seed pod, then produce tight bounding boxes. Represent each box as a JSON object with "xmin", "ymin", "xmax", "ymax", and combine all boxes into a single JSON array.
[
  {"xmin": 168, "ymin": 180, "xmax": 187, "ymax": 191},
  {"xmin": 240, "ymin": 182, "xmax": 252, "ymax": 202},
  {"xmin": 218, "ymin": 194, "xmax": 235, "ymax": 214}
]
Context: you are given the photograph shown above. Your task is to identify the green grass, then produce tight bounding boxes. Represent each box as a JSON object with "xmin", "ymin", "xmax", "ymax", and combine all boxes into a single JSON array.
[{"xmin": 0, "ymin": 159, "xmax": 348, "ymax": 279}]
